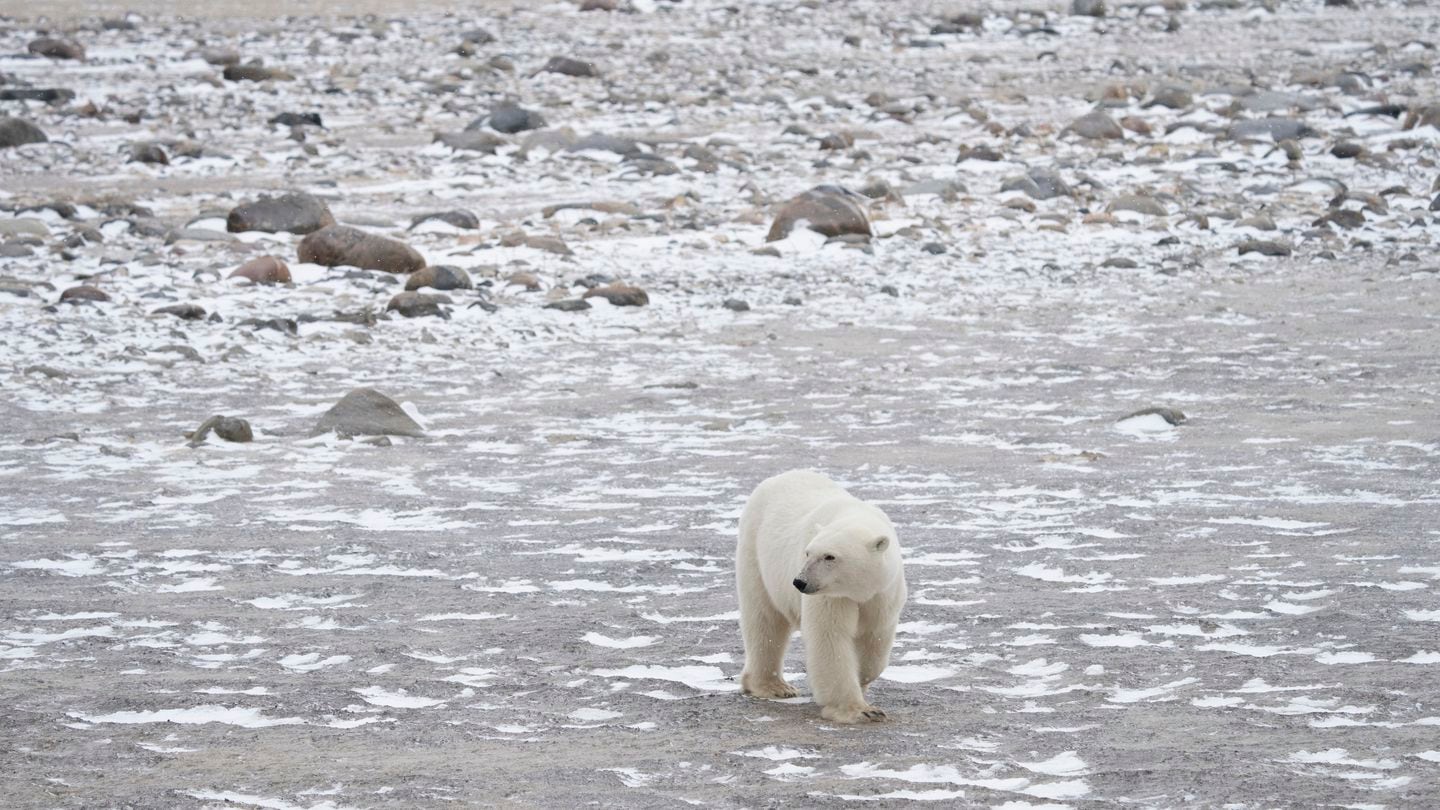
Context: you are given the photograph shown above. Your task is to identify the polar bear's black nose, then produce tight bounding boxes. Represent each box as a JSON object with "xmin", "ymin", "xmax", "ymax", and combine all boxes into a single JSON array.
[{"xmin": 792, "ymin": 578, "xmax": 807, "ymax": 592}]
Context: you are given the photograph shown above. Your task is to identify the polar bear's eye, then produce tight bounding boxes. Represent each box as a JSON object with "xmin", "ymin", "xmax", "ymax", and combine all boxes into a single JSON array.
[{"xmin": 823, "ymin": 554, "xmax": 836, "ymax": 562}]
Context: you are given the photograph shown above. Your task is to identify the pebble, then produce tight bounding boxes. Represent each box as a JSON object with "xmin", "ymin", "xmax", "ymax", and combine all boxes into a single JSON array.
[
  {"xmin": 766, "ymin": 185, "xmax": 873, "ymax": 242},
  {"xmin": 227, "ymin": 192, "xmax": 335, "ymax": 235},
  {"xmin": 311, "ymin": 387, "xmax": 425, "ymax": 438},
  {"xmin": 0, "ymin": 117, "xmax": 48, "ymax": 148},
  {"xmin": 229, "ymin": 256, "xmax": 293, "ymax": 285},
  {"xmin": 297, "ymin": 225, "xmax": 426, "ymax": 274},
  {"xmin": 478, "ymin": 101, "xmax": 548, "ymax": 134}
]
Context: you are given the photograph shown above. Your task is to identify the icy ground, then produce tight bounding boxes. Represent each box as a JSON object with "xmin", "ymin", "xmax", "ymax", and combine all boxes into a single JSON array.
[{"xmin": 3, "ymin": 0, "xmax": 1440, "ymax": 807}]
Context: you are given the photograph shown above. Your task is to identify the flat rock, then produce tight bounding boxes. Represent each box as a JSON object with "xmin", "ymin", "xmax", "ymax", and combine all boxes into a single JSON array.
[
  {"xmin": 311, "ymin": 388, "xmax": 425, "ymax": 438},
  {"xmin": 0, "ymin": 117, "xmax": 47, "ymax": 149},
  {"xmin": 223, "ymin": 64, "xmax": 294, "ymax": 82},
  {"xmin": 567, "ymin": 133, "xmax": 643, "ymax": 156},
  {"xmin": 228, "ymin": 192, "xmax": 335, "ymax": 235},
  {"xmin": 269, "ymin": 112, "xmax": 323, "ymax": 128},
  {"xmin": 1227, "ymin": 117, "xmax": 1317, "ymax": 141},
  {"xmin": 298, "ymin": 225, "xmax": 425, "ymax": 274},
  {"xmin": 153, "ymin": 303, "xmax": 207, "ymax": 320},
  {"xmin": 229, "ymin": 256, "xmax": 292, "ymax": 284},
  {"xmin": 0, "ymin": 88, "xmax": 75, "ymax": 104},
  {"xmin": 1119, "ymin": 406, "xmax": 1187, "ymax": 425},
  {"xmin": 766, "ymin": 185, "xmax": 873, "ymax": 242},
  {"xmin": 1001, "ymin": 167, "xmax": 1072, "ymax": 200},
  {"xmin": 545, "ymin": 298, "xmax": 592, "ymax": 312},
  {"xmin": 582, "ymin": 283, "xmax": 649, "ymax": 306},
  {"xmin": 405, "ymin": 265, "xmax": 473, "ymax": 291}
]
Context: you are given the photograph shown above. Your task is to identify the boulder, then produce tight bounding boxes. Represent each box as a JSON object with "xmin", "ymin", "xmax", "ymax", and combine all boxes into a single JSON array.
[
  {"xmin": 0, "ymin": 117, "xmax": 47, "ymax": 149},
  {"xmin": 766, "ymin": 185, "xmax": 872, "ymax": 242},
  {"xmin": 311, "ymin": 388, "xmax": 425, "ymax": 438},
  {"xmin": 229, "ymin": 256, "xmax": 292, "ymax": 284},
  {"xmin": 297, "ymin": 225, "xmax": 425, "ymax": 274},
  {"xmin": 227, "ymin": 192, "xmax": 335, "ymax": 235}
]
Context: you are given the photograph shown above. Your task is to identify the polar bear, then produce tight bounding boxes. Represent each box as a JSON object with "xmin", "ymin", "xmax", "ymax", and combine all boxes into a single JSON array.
[{"xmin": 736, "ymin": 470, "xmax": 907, "ymax": 723}]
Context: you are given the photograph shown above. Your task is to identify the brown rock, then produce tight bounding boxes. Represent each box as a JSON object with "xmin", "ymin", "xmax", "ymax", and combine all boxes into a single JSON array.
[
  {"xmin": 766, "ymin": 185, "xmax": 873, "ymax": 242},
  {"xmin": 583, "ymin": 283, "xmax": 649, "ymax": 306},
  {"xmin": 298, "ymin": 225, "xmax": 425, "ymax": 274},
  {"xmin": 28, "ymin": 38, "xmax": 85, "ymax": 60},
  {"xmin": 229, "ymin": 256, "xmax": 292, "ymax": 285},
  {"xmin": 405, "ymin": 265, "xmax": 473, "ymax": 291},
  {"xmin": 387, "ymin": 291, "xmax": 452, "ymax": 318},
  {"xmin": 59, "ymin": 285, "xmax": 109, "ymax": 303}
]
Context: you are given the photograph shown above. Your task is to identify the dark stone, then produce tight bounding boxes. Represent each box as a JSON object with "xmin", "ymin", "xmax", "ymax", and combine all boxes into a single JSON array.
[
  {"xmin": 921, "ymin": 242, "xmax": 947, "ymax": 255},
  {"xmin": 1119, "ymin": 406, "xmax": 1186, "ymax": 425},
  {"xmin": 1330, "ymin": 141, "xmax": 1363, "ymax": 158},
  {"xmin": 541, "ymin": 56, "xmax": 600, "ymax": 77},
  {"xmin": 298, "ymin": 225, "xmax": 426, "ymax": 274},
  {"xmin": 269, "ymin": 112, "xmax": 323, "ymax": 128},
  {"xmin": 28, "ymin": 38, "xmax": 85, "ymax": 60},
  {"xmin": 1237, "ymin": 239, "xmax": 1292, "ymax": 257},
  {"xmin": 880, "ymin": 285, "xmax": 900, "ymax": 297},
  {"xmin": 1144, "ymin": 86, "xmax": 1193, "ymax": 109},
  {"xmin": 405, "ymin": 265, "xmax": 473, "ymax": 291},
  {"xmin": 223, "ymin": 64, "xmax": 294, "ymax": 82},
  {"xmin": 0, "ymin": 88, "xmax": 75, "ymax": 104},
  {"xmin": 545, "ymin": 298, "xmax": 592, "ymax": 312},
  {"xmin": 582, "ymin": 283, "xmax": 649, "ymax": 306},
  {"xmin": 818, "ymin": 133, "xmax": 853, "ymax": 150},
  {"xmin": 236, "ymin": 317, "xmax": 298, "ymax": 336},
  {"xmin": 1227, "ymin": 117, "xmax": 1318, "ymax": 141},
  {"xmin": 60, "ymin": 285, "xmax": 109, "ymax": 303},
  {"xmin": 766, "ymin": 185, "xmax": 872, "ymax": 242},
  {"xmin": 435, "ymin": 130, "xmax": 506, "ymax": 153},
  {"xmin": 476, "ymin": 101, "xmax": 547, "ymax": 134},
  {"xmin": 0, "ymin": 242, "xmax": 34, "ymax": 257},
  {"xmin": 0, "ymin": 117, "xmax": 47, "ymax": 149},
  {"xmin": 1101, "ymin": 257, "xmax": 1139, "ymax": 268},
  {"xmin": 227, "ymin": 192, "xmax": 335, "ymax": 235},
  {"xmin": 410, "ymin": 210, "xmax": 479, "ymax": 231},
  {"xmin": 722, "ymin": 298, "xmax": 750, "ymax": 312},
  {"xmin": 1314, "ymin": 210, "xmax": 1365, "ymax": 229},
  {"xmin": 387, "ymin": 291, "xmax": 452, "ymax": 318},
  {"xmin": 460, "ymin": 28, "xmax": 496, "ymax": 45},
  {"xmin": 153, "ymin": 303, "xmax": 207, "ymax": 320},
  {"xmin": 311, "ymin": 388, "xmax": 425, "ymax": 438},
  {"xmin": 1072, "ymin": 0, "xmax": 1106, "ymax": 16},
  {"xmin": 956, "ymin": 145, "xmax": 1004, "ymax": 161}
]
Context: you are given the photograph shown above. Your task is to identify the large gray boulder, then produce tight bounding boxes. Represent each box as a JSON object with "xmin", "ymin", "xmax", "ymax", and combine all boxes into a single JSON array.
[{"xmin": 311, "ymin": 388, "xmax": 425, "ymax": 438}]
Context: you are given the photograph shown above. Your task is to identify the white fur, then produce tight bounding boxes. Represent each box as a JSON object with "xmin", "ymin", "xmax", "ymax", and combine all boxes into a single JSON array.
[{"xmin": 736, "ymin": 470, "xmax": 907, "ymax": 723}]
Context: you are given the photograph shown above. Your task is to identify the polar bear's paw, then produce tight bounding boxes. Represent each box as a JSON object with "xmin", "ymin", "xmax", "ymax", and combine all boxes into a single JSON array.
[
  {"xmin": 741, "ymin": 674, "xmax": 798, "ymax": 699},
  {"xmin": 822, "ymin": 703, "xmax": 887, "ymax": 724}
]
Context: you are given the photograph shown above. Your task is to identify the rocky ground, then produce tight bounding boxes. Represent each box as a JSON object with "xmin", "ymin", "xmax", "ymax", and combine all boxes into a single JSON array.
[{"xmin": 3, "ymin": 0, "xmax": 1440, "ymax": 807}]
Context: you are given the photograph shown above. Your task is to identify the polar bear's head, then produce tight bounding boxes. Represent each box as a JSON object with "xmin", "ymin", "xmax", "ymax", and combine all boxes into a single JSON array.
[{"xmin": 793, "ymin": 522, "xmax": 900, "ymax": 601}]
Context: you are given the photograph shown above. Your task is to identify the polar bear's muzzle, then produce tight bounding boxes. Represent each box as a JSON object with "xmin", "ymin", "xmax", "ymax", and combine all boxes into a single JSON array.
[{"xmin": 793, "ymin": 577, "xmax": 812, "ymax": 593}]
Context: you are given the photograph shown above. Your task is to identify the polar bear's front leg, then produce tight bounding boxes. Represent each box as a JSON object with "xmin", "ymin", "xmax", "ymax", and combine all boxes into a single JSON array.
[{"xmin": 803, "ymin": 600, "xmax": 885, "ymax": 723}]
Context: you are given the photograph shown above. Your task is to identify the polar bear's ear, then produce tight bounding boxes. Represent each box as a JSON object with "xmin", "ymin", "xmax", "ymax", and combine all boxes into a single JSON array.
[{"xmin": 873, "ymin": 536, "xmax": 889, "ymax": 552}]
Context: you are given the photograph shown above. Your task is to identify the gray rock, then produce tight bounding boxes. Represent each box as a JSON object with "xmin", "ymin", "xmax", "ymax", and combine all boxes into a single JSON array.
[
  {"xmin": 311, "ymin": 388, "xmax": 425, "ymax": 438},
  {"xmin": 1072, "ymin": 0, "xmax": 1105, "ymax": 16},
  {"xmin": 1001, "ymin": 167, "xmax": 1072, "ymax": 200},
  {"xmin": 723, "ymin": 298, "xmax": 751, "ymax": 312},
  {"xmin": 545, "ymin": 298, "xmax": 592, "ymax": 312},
  {"xmin": 128, "ymin": 143, "xmax": 168, "ymax": 164},
  {"xmin": 223, "ymin": 64, "xmax": 294, "ymax": 82},
  {"xmin": 475, "ymin": 101, "xmax": 547, "ymax": 134},
  {"xmin": 435, "ymin": 130, "xmax": 506, "ymax": 153},
  {"xmin": 1227, "ymin": 117, "xmax": 1318, "ymax": 141},
  {"xmin": 59, "ymin": 285, "xmax": 109, "ymax": 303},
  {"xmin": 405, "ymin": 265, "xmax": 473, "ymax": 291},
  {"xmin": 387, "ymin": 291, "xmax": 452, "ymax": 318},
  {"xmin": 0, "ymin": 117, "xmax": 48, "ymax": 149},
  {"xmin": 1066, "ymin": 110, "xmax": 1124, "ymax": 140},
  {"xmin": 541, "ymin": 56, "xmax": 600, "ymax": 77},
  {"xmin": 228, "ymin": 192, "xmax": 335, "ymax": 235},
  {"xmin": 1119, "ymin": 406, "xmax": 1186, "ymax": 425},
  {"xmin": 28, "ymin": 37, "xmax": 85, "ymax": 60},
  {"xmin": 410, "ymin": 210, "xmax": 480, "ymax": 230},
  {"xmin": 766, "ymin": 185, "xmax": 873, "ymax": 242},
  {"xmin": 153, "ymin": 303, "xmax": 207, "ymax": 320},
  {"xmin": 567, "ymin": 133, "xmax": 643, "ymax": 156},
  {"xmin": 1144, "ymin": 85, "xmax": 1193, "ymax": 109},
  {"xmin": 0, "ymin": 88, "xmax": 75, "ymax": 104},
  {"xmin": 1108, "ymin": 194, "xmax": 1169, "ymax": 216},
  {"xmin": 1237, "ymin": 239, "xmax": 1292, "ymax": 256}
]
